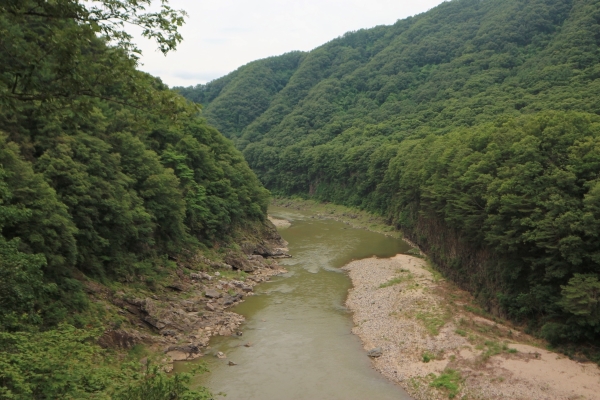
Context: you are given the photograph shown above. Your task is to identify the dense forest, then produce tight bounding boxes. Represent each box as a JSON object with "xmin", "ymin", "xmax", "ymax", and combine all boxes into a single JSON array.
[
  {"xmin": 178, "ymin": 0, "xmax": 600, "ymax": 348},
  {"xmin": 0, "ymin": 0, "xmax": 269, "ymax": 398}
]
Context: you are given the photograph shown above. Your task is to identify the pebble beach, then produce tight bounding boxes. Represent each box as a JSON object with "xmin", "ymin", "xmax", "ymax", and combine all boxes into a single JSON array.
[{"xmin": 343, "ymin": 254, "xmax": 600, "ymax": 399}]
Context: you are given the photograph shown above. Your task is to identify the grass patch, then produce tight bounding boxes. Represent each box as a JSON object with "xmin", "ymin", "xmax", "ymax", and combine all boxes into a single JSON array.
[
  {"xmin": 406, "ymin": 247, "xmax": 424, "ymax": 258},
  {"xmin": 416, "ymin": 309, "xmax": 452, "ymax": 336},
  {"xmin": 482, "ymin": 340, "xmax": 505, "ymax": 360},
  {"xmin": 424, "ymin": 261, "xmax": 444, "ymax": 282},
  {"xmin": 422, "ymin": 351, "xmax": 435, "ymax": 363},
  {"xmin": 463, "ymin": 304, "xmax": 499, "ymax": 322},
  {"xmin": 455, "ymin": 329, "xmax": 467, "ymax": 337},
  {"xmin": 218, "ymin": 269, "xmax": 248, "ymax": 281},
  {"xmin": 430, "ymin": 369, "xmax": 462, "ymax": 398},
  {"xmin": 471, "ymin": 340, "xmax": 519, "ymax": 362},
  {"xmin": 379, "ymin": 273, "xmax": 414, "ymax": 288},
  {"xmin": 126, "ymin": 344, "xmax": 149, "ymax": 362}
]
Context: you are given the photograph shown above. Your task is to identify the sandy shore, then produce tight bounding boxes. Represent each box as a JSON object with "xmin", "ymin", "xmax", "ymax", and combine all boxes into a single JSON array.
[{"xmin": 343, "ymin": 254, "xmax": 600, "ymax": 399}]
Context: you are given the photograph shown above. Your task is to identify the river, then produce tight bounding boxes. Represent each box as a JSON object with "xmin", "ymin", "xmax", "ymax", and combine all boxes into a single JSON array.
[{"xmin": 177, "ymin": 206, "xmax": 413, "ymax": 399}]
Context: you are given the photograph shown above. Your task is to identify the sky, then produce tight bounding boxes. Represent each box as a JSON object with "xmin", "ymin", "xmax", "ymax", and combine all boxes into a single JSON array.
[{"xmin": 133, "ymin": 0, "xmax": 447, "ymax": 88}]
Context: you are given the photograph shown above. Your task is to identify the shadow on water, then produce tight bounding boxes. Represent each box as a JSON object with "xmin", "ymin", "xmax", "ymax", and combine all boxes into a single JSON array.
[{"xmin": 175, "ymin": 206, "xmax": 413, "ymax": 400}]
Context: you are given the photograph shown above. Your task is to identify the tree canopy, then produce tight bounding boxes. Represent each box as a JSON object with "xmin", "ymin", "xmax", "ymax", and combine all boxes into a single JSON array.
[{"xmin": 0, "ymin": 0, "xmax": 269, "ymax": 396}]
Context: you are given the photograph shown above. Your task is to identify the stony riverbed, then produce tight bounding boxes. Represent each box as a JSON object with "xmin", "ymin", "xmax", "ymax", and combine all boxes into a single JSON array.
[{"xmin": 344, "ymin": 254, "xmax": 600, "ymax": 399}]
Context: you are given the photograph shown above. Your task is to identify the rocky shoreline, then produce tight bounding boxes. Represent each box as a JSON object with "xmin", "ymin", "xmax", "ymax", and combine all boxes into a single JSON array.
[
  {"xmin": 344, "ymin": 254, "xmax": 600, "ymax": 400},
  {"xmin": 84, "ymin": 218, "xmax": 290, "ymax": 371}
]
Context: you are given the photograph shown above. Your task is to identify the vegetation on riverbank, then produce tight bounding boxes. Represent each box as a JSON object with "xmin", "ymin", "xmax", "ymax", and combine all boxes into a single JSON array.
[{"xmin": 179, "ymin": 0, "xmax": 600, "ymax": 348}]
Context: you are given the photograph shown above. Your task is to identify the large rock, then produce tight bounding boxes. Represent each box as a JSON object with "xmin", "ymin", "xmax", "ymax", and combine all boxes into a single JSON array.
[
  {"xmin": 367, "ymin": 347, "xmax": 383, "ymax": 358},
  {"xmin": 166, "ymin": 281, "xmax": 186, "ymax": 291},
  {"xmin": 205, "ymin": 289, "xmax": 222, "ymax": 299},
  {"xmin": 190, "ymin": 272, "xmax": 212, "ymax": 281},
  {"xmin": 98, "ymin": 329, "xmax": 144, "ymax": 349},
  {"xmin": 222, "ymin": 295, "xmax": 236, "ymax": 306},
  {"xmin": 225, "ymin": 254, "xmax": 255, "ymax": 272},
  {"xmin": 241, "ymin": 285, "xmax": 253, "ymax": 293},
  {"xmin": 181, "ymin": 300, "xmax": 198, "ymax": 312}
]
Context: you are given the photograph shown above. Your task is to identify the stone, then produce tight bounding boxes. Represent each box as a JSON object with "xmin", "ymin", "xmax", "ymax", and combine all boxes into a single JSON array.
[
  {"xmin": 191, "ymin": 272, "xmax": 212, "ymax": 281},
  {"xmin": 228, "ymin": 361, "xmax": 237, "ymax": 366},
  {"xmin": 166, "ymin": 282, "xmax": 185, "ymax": 291},
  {"xmin": 143, "ymin": 315, "xmax": 166, "ymax": 330},
  {"xmin": 241, "ymin": 285, "xmax": 253, "ymax": 293},
  {"xmin": 367, "ymin": 347, "xmax": 383, "ymax": 358},
  {"xmin": 225, "ymin": 254, "xmax": 254, "ymax": 272},
  {"xmin": 97, "ymin": 329, "xmax": 142, "ymax": 349},
  {"xmin": 241, "ymin": 264, "xmax": 255, "ymax": 273},
  {"xmin": 205, "ymin": 289, "xmax": 221, "ymax": 299},
  {"xmin": 181, "ymin": 300, "xmax": 197, "ymax": 312},
  {"xmin": 166, "ymin": 350, "xmax": 189, "ymax": 361},
  {"xmin": 205, "ymin": 303, "xmax": 216, "ymax": 312},
  {"xmin": 216, "ymin": 351, "xmax": 226, "ymax": 359}
]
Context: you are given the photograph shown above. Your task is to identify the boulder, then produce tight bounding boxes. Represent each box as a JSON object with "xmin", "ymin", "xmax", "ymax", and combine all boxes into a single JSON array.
[
  {"xmin": 205, "ymin": 289, "xmax": 221, "ymax": 299},
  {"xmin": 98, "ymin": 329, "xmax": 143, "ymax": 349},
  {"xmin": 222, "ymin": 295, "xmax": 236, "ymax": 306},
  {"xmin": 241, "ymin": 285, "xmax": 253, "ymax": 293},
  {"xmin": 190, "ymin": 272, "xmax": 212, "ymax": 281},
  {"xmin": 225, "ymin": 254, "xmax": 254, "ymax": 272},
  {"xmin": 367, "ymin": 347, "xmax": 383, "ymax": 358},
  {"xmin": 181, "ymin": 300, "xmax": 197, "ymax": 312},
  {"xmin": 166, "ymin": 281, "xmax": 186, "ymax": 291}
]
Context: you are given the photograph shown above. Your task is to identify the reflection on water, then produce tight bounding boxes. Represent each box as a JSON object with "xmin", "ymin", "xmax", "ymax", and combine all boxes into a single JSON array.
[{"xmin": 177, "ymin": 206, "xmax": 413, "ymax": 400}]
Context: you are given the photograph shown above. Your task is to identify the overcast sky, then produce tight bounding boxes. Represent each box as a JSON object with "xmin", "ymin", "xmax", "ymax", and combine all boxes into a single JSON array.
[{"xmin": 134, "ymin": 0, "xmax": 447, "ymax": 88}]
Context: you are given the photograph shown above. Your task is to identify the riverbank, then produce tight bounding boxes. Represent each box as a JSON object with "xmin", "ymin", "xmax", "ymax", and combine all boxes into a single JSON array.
[
  {"xmin": 271, "ymin": 197, "xmax": 402, "ymax": 239},
  {"xmin": 84, "ymin": 219, "xmax": 290, "ymax": 373},
  {"xmin": 343, "ymin": 254, "xmax": 600, "ymax": 399}
]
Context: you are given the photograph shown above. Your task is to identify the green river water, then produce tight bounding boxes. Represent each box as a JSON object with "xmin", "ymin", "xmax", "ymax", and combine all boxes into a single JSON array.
[{"xmin": 178, "ymin": 206, "xmax": 413, "ymax": 399}]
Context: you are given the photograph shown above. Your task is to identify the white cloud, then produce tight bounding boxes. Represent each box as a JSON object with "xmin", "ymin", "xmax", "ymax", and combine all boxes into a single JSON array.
[{"xmin": 134, "ymin": 0, "xmax": 447, "ymax": 87}]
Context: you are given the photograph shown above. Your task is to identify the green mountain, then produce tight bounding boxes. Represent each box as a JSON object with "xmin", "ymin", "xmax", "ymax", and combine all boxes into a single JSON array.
[{"xmin": 178, "ymin": 0, "xmax": 600, "ymax": 347}]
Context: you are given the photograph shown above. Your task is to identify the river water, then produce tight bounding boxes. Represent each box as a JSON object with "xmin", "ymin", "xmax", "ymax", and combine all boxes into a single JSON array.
[{"xmin": 179, "ymin": 206, "xmax": 413, "ymax": 399}]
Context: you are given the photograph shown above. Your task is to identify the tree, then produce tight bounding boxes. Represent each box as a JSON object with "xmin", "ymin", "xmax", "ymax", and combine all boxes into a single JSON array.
[{"xmin": 0, "ymin": 0, "xmax": 186, "ymax": 108}]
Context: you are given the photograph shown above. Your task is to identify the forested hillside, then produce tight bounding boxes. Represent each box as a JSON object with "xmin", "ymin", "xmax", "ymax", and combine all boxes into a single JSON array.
[
  {"xmin": 178, "ymin": 0, "xmax": 600, "ymax": 348},
  {"xmin": 0, "ymin": 1, "xmax": 269, "ymax": 397}
]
